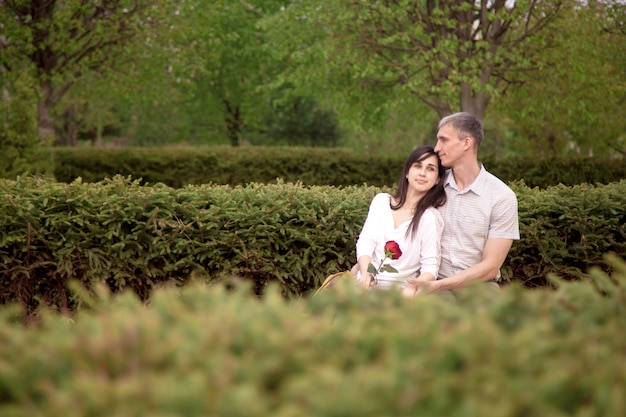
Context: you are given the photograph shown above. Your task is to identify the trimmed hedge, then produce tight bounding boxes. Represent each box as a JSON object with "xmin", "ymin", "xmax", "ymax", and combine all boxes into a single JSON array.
[
  {"xmin": 52, "ymin": 146, "xmax": 626, "ymax": 188},
  {"xmin": 0, "ymin": 176, "xmax": 369, "ymax": 313},
  {"xmin": 1, "ymin": 176, "xmax": 625, "ymax": 315},
  {"xmin": 511, "ymin": 180, "xmax": 626, "ymax": 286},
  {"xmin": 52, "ymin": 146, "xmax": 399, "ymax": 188},
  {"xmin": 0, "ymin": 258, "xmax": 624, "ymax": 416}
]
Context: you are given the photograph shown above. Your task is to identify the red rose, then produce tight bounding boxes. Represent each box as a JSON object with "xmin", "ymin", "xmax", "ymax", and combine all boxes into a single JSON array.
[
  {"xmin": 367, "ymin": 240, "xmax": 402, "ymax": 283},
  {"xmin": 384, "ymin": 240, "xmax": 402, "ymax": 260}
]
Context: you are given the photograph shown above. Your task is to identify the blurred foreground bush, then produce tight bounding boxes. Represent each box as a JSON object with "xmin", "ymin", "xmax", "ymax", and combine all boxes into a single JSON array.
[{"xmin": 0, "ymin": 255, "xmax": 624, "ymax": 416}]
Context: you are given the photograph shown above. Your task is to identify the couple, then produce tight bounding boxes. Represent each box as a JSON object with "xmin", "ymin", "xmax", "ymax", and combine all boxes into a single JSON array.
[{"xmin": 354, "ymin": 112, "xmax": 519, "ymax": 297}]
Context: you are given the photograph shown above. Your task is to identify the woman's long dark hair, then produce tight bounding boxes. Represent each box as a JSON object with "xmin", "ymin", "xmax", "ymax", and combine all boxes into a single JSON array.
[{"xmin": 390, "ymin": 145, "xmax": 447, "ymax": 239}]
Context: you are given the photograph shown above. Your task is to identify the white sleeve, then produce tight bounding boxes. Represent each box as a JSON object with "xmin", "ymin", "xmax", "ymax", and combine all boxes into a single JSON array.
[
  {"xmin": 489, "ymin": 190, "xmax": 520, "ymax": 240},
  {"xmin": 418, "ymin": 208, "xmax": 444, "ymax": 277},
  {"xmin": 356, "ymin": 193, "xmax": 387, "ymax": 260}
]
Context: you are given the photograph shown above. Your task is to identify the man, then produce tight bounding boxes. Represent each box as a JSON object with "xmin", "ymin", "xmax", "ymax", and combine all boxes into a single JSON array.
[{"xmin": 406, "ymin": 112, "xmax": 519, "ymax": 296}]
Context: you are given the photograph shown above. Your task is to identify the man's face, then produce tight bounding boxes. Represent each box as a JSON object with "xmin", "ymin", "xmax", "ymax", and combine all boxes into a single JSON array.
[{"xmin": 434, "ymin": 124, "xmax": 465, "ymax": 167}]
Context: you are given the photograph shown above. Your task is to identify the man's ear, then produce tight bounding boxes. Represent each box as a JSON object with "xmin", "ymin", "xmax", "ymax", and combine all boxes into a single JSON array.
[{"xmin": 463, "ymin": 136, "xmax": 473, "ymax": 150}]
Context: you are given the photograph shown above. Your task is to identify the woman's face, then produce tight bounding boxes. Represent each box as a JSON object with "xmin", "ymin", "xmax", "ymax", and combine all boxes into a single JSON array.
[{"xmin": 406, "ymin": 154, "xmax": 440, "ymax": 195}]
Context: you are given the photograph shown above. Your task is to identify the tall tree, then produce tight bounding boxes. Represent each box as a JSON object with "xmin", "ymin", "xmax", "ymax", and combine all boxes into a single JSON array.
[
  {"xmin": 271, "ymin": 0, "xmax": 566, "ymax": 121},
  {"xmin": 168, "ymin": 0, "xmax": 288, "ymax": 146},
  {"xmin": 491, "ymin": 0, "xmax": 626, "ymax": 156},
  {"xmin": 0, "ymin": 0, "xmax": 165, "ymax": 143}
]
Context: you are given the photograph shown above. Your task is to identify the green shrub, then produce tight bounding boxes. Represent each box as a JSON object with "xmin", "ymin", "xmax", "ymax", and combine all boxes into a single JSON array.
[
  {"xmin": 52, "ymin": 146, "xmax": 626, "ymax": 188},
  {"xmin": 482, "ymin": 154, "xmax": 626, "ymax": 188},
  {"xmin": 509, "ymin": 180, "xmax": 626, "ymax": 286},
  {"xmin": 52, "ymin": 146, "xmax": 395, "ymax": 188},
  {"xmin": 0, "ymin": 176, "xmax": 377, "ymax": 314},
  {"xmin": 1, "ymin": 176, "xmax": 624, "ymax": 315},
  {"xmin": 0, "ymin": 256, "xmax": 624, "ymax": 416}
]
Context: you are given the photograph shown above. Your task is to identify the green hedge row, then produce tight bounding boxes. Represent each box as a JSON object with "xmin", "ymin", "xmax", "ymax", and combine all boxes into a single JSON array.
[
  {"xmin": 52, "ymin": 146, "xmax": 395, "ymax": 188},
  {"xmin": 1, "ymin": 176, "xmax": 625, "ymax": 315},
  {"xmin": 52, "ymin": 146, "xmax": 626, "ymax": 188},
  {"xmin": 0, "ymin": 259, "xmax": 625, "ymax": 416}
]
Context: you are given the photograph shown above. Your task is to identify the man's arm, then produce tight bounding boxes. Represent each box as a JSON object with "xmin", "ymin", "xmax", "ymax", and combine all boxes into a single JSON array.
[{"xmin": 409, "ymin": 238, "xmax": 513, "ymax": 292}]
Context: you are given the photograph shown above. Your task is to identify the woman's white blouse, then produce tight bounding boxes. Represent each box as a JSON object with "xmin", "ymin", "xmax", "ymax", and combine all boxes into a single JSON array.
[{"xmin": 356, "ymin": 193, "xmax": 444, "ymax": 289}]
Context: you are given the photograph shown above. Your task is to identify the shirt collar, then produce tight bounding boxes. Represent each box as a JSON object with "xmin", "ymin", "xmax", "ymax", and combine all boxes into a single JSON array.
[{"xmin": 444, "ymin": 164, "xmax": 487, "ymax": 195}]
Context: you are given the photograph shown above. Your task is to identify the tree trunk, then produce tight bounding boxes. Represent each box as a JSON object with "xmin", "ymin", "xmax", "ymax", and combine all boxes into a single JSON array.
[
  {"xmin": 95, "ymin": 123, "xmax": 105, "ymax": 147},
  {"xmin": 418, "ymin": 93, "xmax": 452, "ymax": 119},
  {"xmin": 224, "ymin": 100, "xmax": 242, "ymax": 147},
  {"xmin": 433, "ymin": 104, "xmax": 453, "ymax": 120},
  {"xmin": 60, "ymin": 105, "xmax": 78, "ymax": 147},
  {"xmin": 90, "ymin": 111, "xmax": 105, "ymax": 147},
  {"xmin": 459, "ymin": 83, "xmax": 489, "ymax": 120},
  {"xmin": 37, "ymin": 80, "xmax": 56, "ymax": 143}
]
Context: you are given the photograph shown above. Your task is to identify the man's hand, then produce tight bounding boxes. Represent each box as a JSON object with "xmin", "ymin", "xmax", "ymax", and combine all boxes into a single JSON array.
[
  {"xmin": 400, "ymin": 286, "xmax": 418, "ymax": 298},
  {"xmin": 404, "ymin": 277, "xmax": 438, "ymax": 296}
]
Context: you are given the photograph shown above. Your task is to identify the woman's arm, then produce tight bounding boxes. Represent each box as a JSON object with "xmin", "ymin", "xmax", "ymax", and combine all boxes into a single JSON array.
[
  {"xmin": 417, "ymin": 209, "xmax": 443, "ymax": 277},
  {"xmin": 357, "ymin": 255, "xmax": 376, "ymax": 288},
  {"xmin": 355, "ymin": 194, "xmax": 387, "ymax": 287},
  {"xmin": 403, "ymin": 209, "xmax": 443, "ymax": 297}
]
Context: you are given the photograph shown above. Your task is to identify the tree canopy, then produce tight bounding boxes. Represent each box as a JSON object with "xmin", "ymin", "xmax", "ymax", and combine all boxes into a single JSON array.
[
  {"xmin": 0, "ymin": 0, "xmax": 624, "ymax": 157},
  {"xmin": 265, "ymin": 0, "xmax": 565, "ymax": 121},
  {"xmin": 0, "ymin": 0, "xmax": 166, "ymax": 142},
  {"xmin": 491, "ymin": 0, "xmax": 626, "ymax": 155}
]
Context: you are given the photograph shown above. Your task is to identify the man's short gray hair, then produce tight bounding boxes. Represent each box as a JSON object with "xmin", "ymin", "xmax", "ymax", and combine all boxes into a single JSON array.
[{"xmin": 438, "ymin": 112, "xmax": 483, "ymax": 147}]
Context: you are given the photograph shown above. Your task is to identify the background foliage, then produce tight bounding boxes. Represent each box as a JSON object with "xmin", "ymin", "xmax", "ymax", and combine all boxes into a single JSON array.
[{"xmin": 1, "ymin": 0, "xmax": 625, "ymax": 156}]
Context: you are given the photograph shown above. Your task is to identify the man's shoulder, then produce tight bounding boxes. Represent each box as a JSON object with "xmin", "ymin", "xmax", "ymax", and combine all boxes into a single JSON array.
[{"xmin": 481, "ymin": 168, "xmax": 516, "ymax": 198}]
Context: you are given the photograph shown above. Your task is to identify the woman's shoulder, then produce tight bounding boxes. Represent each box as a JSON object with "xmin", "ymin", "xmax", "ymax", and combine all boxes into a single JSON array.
[
  {"xmin": 371, "ymin": 192, "xmax": 392, "ymax": 205},
  {"xmin": 423, "ymin": 206, "xmax": 444, "ymax": 227}
]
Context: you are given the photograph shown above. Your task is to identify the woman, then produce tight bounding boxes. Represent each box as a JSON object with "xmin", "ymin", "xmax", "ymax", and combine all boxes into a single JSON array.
[{"xmin": 355, "ymin": 145, "xmax": 446, "ymax": 293}]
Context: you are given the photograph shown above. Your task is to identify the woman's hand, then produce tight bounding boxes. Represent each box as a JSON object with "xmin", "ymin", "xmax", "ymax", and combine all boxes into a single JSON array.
[
  {"xmin": 359, "ymin": 272, "xmax": 376, "ymax": 289},
  {"xmin": 355, "ymin": 257, "xmax": 377, "ymax": 289}
]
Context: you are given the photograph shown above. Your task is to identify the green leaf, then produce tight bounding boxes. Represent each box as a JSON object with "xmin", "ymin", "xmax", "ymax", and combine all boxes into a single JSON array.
[{"xmin": 379, "ymin": 264, "xmax": 398, "ymax": 274}]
